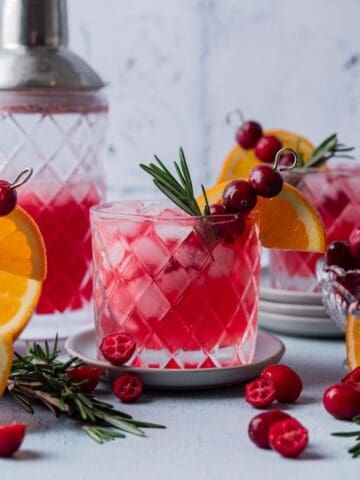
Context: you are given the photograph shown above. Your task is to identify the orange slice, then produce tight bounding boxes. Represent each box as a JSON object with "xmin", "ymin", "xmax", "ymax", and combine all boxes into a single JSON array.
[
  {"xmin": 217, "ymin": 129, "xmax": 314, "ymax": 183},
  {"xmin": 0, "ymin": 334, "xmax": 13, "ymax": 396},
  {"xmin": 197, "ymin": 181, "xmax": 326, "ymax": 252},
  {"xmin": 346, "ymin": 311, "xmax": 360, "ymax": 370},
  {"xmin": 0, "ymin": 206, "xmax": 46, "ymax": 340}
]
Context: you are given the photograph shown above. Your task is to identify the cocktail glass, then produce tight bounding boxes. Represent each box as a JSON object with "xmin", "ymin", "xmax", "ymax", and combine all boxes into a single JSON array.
[
  {"xmin": 0, "ymin": 90, "xmax": 108, "ymax": 325},
  {"xmin": 91, "ymin": 201, "xmax": 261, "ymax": 369},
  {"xmin": 269, "ymin": 165, "xmax": 360, "ymax": 292}
]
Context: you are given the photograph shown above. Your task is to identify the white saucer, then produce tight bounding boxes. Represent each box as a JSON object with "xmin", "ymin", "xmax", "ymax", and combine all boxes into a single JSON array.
[
  {"xmin": 259, "ymin": 310, "xmax": 343, "ymax": 338},
  {"xmin": 260, "ymin": 286, "xmax": 323, "ymax": 306},
  {"xmin": 65, "ymin": 329, "xmax": 285, "ymax": 390},
  {"xmin": 259, "ymin": 299, "xmax": 326, "ymax": 317}
]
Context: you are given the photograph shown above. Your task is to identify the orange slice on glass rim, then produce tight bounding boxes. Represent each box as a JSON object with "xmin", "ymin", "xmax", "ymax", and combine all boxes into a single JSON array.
[
  {"xmin": 197, "ymin": 181, "xmax": 326, "ymax": 252},
  {"xmin": 0, "ymin": 334, "xmax": 13, "ymax": 396},
  {"xmin": 346, "ymin": 311, "xmax": 360, "ymax": 370},
  {"xmin": 217, "ymin": 129, "xmax": 314, "ymax": 183},
  {"xmin": 0, "ymin": 206, "xmax": 46, "ymax": 341}
]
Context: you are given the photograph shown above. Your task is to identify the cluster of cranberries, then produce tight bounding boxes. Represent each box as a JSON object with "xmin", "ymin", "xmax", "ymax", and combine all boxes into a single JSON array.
[
  {"xmin": 326, "ymin": 226, "xmax": 360, "ymax": 271},
  {"xmin": 323, "ymin": 367, "xmax": 360, "ymax": 420},
  {"xmin": 325, "ymin": 226, "xmax": 360, "ymax": 298},
  {"xmin": 210, "ymin": 163, "xmax": 284, "ymax": 241},
  {"xmin": 245, "ymin": 364, "xmax": 308, "ymax": 458},
  {"xmin": 235, "ymin": 119, "xmax": 283, "ymax": 164}
]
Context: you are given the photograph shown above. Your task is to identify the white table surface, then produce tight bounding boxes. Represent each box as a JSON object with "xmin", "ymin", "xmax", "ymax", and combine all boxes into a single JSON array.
[{"xmin": 1, "ymin": 333, "xmax": 358, "ymax": 480}]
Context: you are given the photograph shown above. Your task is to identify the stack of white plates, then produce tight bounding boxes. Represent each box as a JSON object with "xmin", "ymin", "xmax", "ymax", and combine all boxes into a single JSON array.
[{"xmin": 259, "ymin": 269, "xmax": 343, "ymax": 338}]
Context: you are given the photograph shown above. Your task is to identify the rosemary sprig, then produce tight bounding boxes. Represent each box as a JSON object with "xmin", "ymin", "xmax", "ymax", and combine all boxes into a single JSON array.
[
  {"xmin": 305, "ymin": 133, "xmax": 355, "ymax": 168},
  {"xmin": 140, "ymin": 147, "xmax": 202, "ymax": 216},
  {"xmin": 6, "ymin": 337, "xmax": 165, "ymax": 443},
  {"xmin": 332, "ymin": 414, "xmax": 360, "ymax": 458}
]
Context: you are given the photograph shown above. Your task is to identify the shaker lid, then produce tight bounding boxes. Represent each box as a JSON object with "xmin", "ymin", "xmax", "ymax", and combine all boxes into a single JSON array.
[{"xmin": 0, "ymin": 0, "xmax": 105, "ymax": 90}]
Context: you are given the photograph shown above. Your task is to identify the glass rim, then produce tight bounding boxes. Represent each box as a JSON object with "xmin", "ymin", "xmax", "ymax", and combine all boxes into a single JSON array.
[
  {"xmin": 90, "ymin": 200, "xmax": 258, "ymax": 223},
  {"xmin": 282, "ymin": 164, "xmax": 360, "ymax": 175}
]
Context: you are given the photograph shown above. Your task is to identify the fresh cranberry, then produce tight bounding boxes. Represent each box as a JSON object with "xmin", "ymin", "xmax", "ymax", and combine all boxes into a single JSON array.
[
  {"xmin": 222, "ymin": 180, "xmax": 257, "ymax": 214},
  {"xmin": 66, "ymin": 366, "xmax": 100, "ymax": 393},
  {"xmin": 245, "ymin": 377, "xmax": 276, "ymax": 408},
  {"xmin": 248, "ymin": 410, "xmax": 291, "ymax": 449},
  {"xmin": 236, "ymin": 121, "xmax": 263, "ymax": 150},
  {"xmin": 112, "ymin": 373, "xmax": 143, "ymax": 403},
  {"xmin": 269, "ymin": 418, "xmax": 308, "ymax": 458},
  {"xmin": 323, "ymin": 383, "xmax": 360, "ymax": 420},
  {"xmin": 342, "ymin": 367, "xmax": 360, "ymax": 391},
  {"xmin": 0, "ymin": 180, "xmax": 17, "ymax": 216},
  {"xmin": 0, "ymin": 423, "xmax": 26, "ymax": 458},
  {"xmin": 100, "ymin": 333, "xmax": 136, "ymax": 366},
  {"xmin": 209, "ymin": 204, "xmax": 245, "ymax": 241},
  {"xmin": 254, "ymin": 135, "xmax": 282, "ymax": 164},
  {"xmin": 349, "ymin": 226, "xmax": 360, "ymax": 260},
  {"xmin": 336, "ymin": 273, "xmax": 360, "ymax": 298},
  {"xmin": 326, "ymin": 241, "xmax": 355, "ymax": 271},
  {"xmin": 249, "ymin": 165, "xmax": 284, "ymax": 198},
  {"xmin": 261, "ymin": 364, "xmax": 303, "ymax": 403}
]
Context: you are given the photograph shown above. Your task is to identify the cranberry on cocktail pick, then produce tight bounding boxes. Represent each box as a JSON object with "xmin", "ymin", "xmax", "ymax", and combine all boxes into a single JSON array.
[
  {"xmin": 225, "ymin": 110, "xmax": 263, "ymax": 150},
  {"xmin": 249, "ymin": 147, "xmax": 299, "ymax": 198},
  {"xmin": 209, "ymin": 203, "xmax": 245, "ymax": 241},
  {"xmin": 222, "ymin": 180, "xmax": 258, "ymax": 214},
  {"xmin": 0, "ymin": 167, "xmax": 33, "ymax": 216},
  {"xmin": 255, "ymin": 135, "xmax": 282, "ymax": 163}
]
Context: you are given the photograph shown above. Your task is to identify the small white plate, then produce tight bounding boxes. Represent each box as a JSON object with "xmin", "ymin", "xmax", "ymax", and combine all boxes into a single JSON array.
[
  {"xmin": 259, "ymin": 311, "xmax": 343, "ymax": 338},
  {"xmin": 259, "ymin": 299, "xmax": 326, "ymax": 317},
  {"xmin": 260, "ymin": 286, "xmax": 323, "ymax": 306},
  {"xmin": 65, "ymin": 329, "xmax": 285, "ymax": 390}
]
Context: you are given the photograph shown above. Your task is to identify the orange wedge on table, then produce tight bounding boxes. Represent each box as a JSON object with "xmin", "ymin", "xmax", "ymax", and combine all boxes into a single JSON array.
[
  {"xmin": 217, "ymin": 129, "xmax": 315, "ymax": 183},
  {"xmin": 0, "ymin": 206, "xmax": 46, "ymax": 395},
  {"xmin": 346, "ymin": 311, "xmax": 360, "ymax": 370},
  {"xmin": 198, "ymin": 181, "xmax": 326, "ymax": 252}
]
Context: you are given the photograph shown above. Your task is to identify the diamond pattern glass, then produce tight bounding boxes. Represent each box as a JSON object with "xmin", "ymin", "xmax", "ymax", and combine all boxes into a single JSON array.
[
  {"xmin": 270, "ymin": 166, "xmax": 360, "ymax": 292},
  {"xmin": 91, "ymin": 202, "xmax": 261, "ymax": 369},
  {"xmin": 0, "ymin": 90, "xmax": 108, "ymax": 322}
]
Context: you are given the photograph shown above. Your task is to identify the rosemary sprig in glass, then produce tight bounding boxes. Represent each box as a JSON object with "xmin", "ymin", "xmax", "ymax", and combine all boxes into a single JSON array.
[
  {"xmin": 7, "ymin": 337, "xmax": 165, "ymax": 444},
  {"xmin": 301, "ymin": 133, "xmax": 355, "ymax": 168},
  {"xmin": 140, "ymin": 147, "xmax": 207, "ymax": 216},
  {"xmin": 332, "ymin": 414, "xmax": 360, "ymax": 458}
]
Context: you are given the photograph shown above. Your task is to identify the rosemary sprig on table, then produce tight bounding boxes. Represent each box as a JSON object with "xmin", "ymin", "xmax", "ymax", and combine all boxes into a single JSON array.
[
  {"xmin": 140, "ymin": 147, "xmax": 206, "ymax": 216},
  {"xmin": 7, "ymin": 337, "xmax": 165, "ymax": 444},
  {"xmin": 332, "ymin": 414, "xmax": 360, "ymax": 458},
  {"xmin": 303, "ymin": 133, "xmax": 355, "ymax": 168}
]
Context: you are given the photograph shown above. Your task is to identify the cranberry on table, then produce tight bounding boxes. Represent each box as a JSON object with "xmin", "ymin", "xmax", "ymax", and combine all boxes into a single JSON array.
[
  {"xmin": 236, "ymin": 121, "xmax": 263, "ymax": 150},
  {"xmin": 0, "ymin": 180, "xmax": 17, "ymax": 216},
  {"xmin": 269, "ymin": 418, "xmax": 308, "ymax": 458},
  {"xmin": 342, "ymin": 367, "xmax": 360, "ymax": 390},
  {"xmin": 248, "ymin": 410, "xmax": 291, "ymax": 449},
  {"xmin": 112, "ymin": 373, "xmax": 143, "ymax": 403},
  {"xmin": 245, "ymin": 377, "xmax": 276, "ymax": 408},
  {"xmin": 222, "ymin": 180, "xmax": 257, "ymax": 214},
  {"xmin": 0, "ymin": 423, "xmax": 26, "ymax": 458},
  {"xmin": 100, "ymin": 333, "xmax": 136, "ymax": 366},
  {"xmin": 323, "ymin": 383, "xmax": 360, "ymax": 420},
  {"xmin": 209, "ymin": 204, "xmax": 245, "ymax": 241},
  {"xmin": 261, "ymin": 364, "xmax": 303, "ymax": 403},
  {"xmin": 325, "ymin": 241, "xmax": 355, "ymax": 271},
  {"xmin": 254, "ymin": 135, "xmax": 282, "ymax": 164},
  {"xmin": 66, "ymin": 366, "xmax": 100, "ymax": 393},
  {"xmin": 349, "ymin": 226, "xmax": 360, "ymax": 260},
  {"xmin": 249, "ymin": 165, "xmax": 284, "ymax": 198}
]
